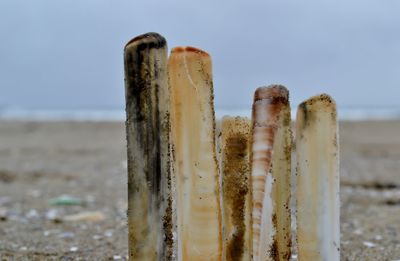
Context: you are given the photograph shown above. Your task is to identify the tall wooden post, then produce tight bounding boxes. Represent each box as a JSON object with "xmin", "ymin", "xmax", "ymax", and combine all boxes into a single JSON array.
[
  {"xmin": 296, "ymin": 94, "xmax": 340, "ymax": 261},
  {"xmin": 251, "ymin": 85, "xmax": 292, "ymax": 261},
  {"xmin": 220, "ymin": 116, "xmax": 252, "ymax": 261},
  {"xmin": 168, "ymin": 46, "xmax": 222, "ymax": 261},
  {"xmin": 124, "ymin": 32, "xmax": 173, "ymax": 260}
]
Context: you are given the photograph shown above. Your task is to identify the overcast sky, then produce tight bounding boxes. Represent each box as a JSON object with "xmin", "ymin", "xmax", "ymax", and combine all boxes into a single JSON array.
[{"xmin": 1, "ymin": 1, "xmax": 400, "ymax": 110}]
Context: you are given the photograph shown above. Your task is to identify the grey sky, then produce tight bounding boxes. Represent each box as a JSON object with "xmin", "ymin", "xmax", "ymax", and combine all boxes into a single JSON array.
[{"xmin": 1, "ymin": 1, "xmax": 400, "ymax": 109}]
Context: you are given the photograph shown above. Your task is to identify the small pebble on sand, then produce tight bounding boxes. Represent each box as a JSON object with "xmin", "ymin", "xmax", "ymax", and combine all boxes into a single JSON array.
[
  {"xmin": 0, "ymin": 208, "xmax": 8, "ymax": 221},
  {"xmin": 363, "ymin": 241, "xmax": 377, "ymax": 248},
  {"xmin": 26, "ymin": 209, "xmax": 39, "ymax": 219},
  {"xmin": 58, "ymin": 232, "xmax": 75, "ymax": 239},
  {"xmin": 104, "ymin": 230, "xmax": 113, "ymax": 237}
]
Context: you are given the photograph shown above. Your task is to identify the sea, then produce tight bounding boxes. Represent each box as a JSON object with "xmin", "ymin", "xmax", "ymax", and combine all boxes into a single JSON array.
[{"xmin": 1, "ymin": 107, "xmax": 400, "ymax": 121}]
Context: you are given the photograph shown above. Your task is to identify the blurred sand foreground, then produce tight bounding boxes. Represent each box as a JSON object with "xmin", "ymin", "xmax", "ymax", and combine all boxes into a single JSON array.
[{"xmin": 0, "ymin": 120, "xmax": 399, "ymax": 260}]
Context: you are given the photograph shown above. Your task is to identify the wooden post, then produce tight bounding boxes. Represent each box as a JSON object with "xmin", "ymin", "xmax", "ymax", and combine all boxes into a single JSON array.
[
  {"xmin": 219, "ymin": 116, "xmax": 252, "ymax": 261},
  {"xmin": 296, "ymin": 94, "xmax": 340, "ymax": 261},
  {"xmin": 251, "ymin": 85, "xmax": 292, "ymax": 261},
  {"xmin": 124, "ymin": 32, "xmax": 173, "ymax": 260},
  {"xmin": 168, "ymin": 46, "xmax": 222, "ymax": 261}
]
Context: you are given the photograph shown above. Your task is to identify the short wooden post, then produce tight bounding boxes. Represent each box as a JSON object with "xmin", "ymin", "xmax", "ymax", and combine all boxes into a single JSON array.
[
  {"xmin": 168, "ymin": 46, "xmax": 222, "ymax": 261},
  {"xmin": 296, "ymin": 94, "xmax": 340, "ymax": 261},
  {"xmin": 219, "ymin": 116, "xmax": 252, "ymax": 261},
  {"xmin": 124, "ymin": 32, "xmax": 173, "ymax": 260},
  {"xmin": 251, "ymin": 85, "xmax": 292, "ymax": 261}
]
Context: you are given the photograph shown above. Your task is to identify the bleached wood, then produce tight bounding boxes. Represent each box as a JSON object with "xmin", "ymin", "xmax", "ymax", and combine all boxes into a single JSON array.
[
  {"xmin": 296, "ymin": 94, "xmax": 340, "ymax": 261},
  {"xmin": 169, "ymin": 46, "xmax": 222, "ymax": 261}
]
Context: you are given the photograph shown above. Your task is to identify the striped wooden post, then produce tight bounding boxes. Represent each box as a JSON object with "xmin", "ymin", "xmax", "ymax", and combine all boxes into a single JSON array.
[
  {"xmin": 296, "ymin": 94, "xmax": 340, "ymax": 261},
  {"xmin": 168, "ymin": 46, "xmax": 222, "ymax": 261},
  {"xmin": 251, "ymin": 85, "xmax": 292, "ymax": 261},
  {"xmin": 124, "ymin": 32, "xmax": 173, "ymax": 260}
]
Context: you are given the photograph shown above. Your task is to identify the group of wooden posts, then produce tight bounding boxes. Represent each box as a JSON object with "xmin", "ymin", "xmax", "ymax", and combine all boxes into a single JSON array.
[{"xmin": 124, "ymin": 32, "xmax": 340, "ymax": 261}]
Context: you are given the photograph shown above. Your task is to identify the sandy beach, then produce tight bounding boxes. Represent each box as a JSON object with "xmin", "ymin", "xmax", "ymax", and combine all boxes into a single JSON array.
[{"xmin": 0, "ymin": 120, "xmax": 399, "ymax": 260}]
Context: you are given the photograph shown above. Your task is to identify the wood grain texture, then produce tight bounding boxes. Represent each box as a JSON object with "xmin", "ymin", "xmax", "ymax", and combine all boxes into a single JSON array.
[
  {"xmin": 219, "ymin": 116, "xmax": 251, "ymax": 261},
  {"xmin": 169, "ymin": 46, "xmax": 222, "ymax": 261},
  {"xmin": 124, "ymin": 32, "xmax": 172, "ymax": 260},
  {"xmin": 251, "ymin": 85, "xmax": 292, "ymax": 261},
  {"xmin": 296, "ymin": 94, "xmax": 340, "ymax": 261}
]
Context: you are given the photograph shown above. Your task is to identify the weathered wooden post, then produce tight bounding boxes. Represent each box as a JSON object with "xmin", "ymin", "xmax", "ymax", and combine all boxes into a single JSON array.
[
  {"xmin": 168, "ymin": 46, "xmax": 222, "ymax": 261},
  {"xmin": 219, "ymin": 116, "xmax": 252, "ymax": 261},
  {"xmin": 251, "ymin": 85, "xmax": 292, "ymax": 261},
  {"xmin": 296, "ymin": 94, "xmax": 340, "ymax": 261},
  {"xmin": 124, "ymin": 32, "xmax": 173, "ymax": 260}
]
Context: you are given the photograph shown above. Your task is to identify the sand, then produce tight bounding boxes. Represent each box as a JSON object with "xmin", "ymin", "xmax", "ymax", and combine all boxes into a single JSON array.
[{"xmin": 0, "ymin": 120, "xmax": 399, "ymax": 260}]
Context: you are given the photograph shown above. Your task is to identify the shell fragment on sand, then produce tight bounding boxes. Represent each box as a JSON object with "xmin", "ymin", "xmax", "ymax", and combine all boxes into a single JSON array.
[
  {"xmin": 48, "ymin": 195, "xmax": 84, "ymax": 206},
  {"xmin": 296, "ymin": 94, "xmax": 340, "ymax": 261},
  {"xmin": 63, "ymin": 211, "xmax": 105, "ymax": 222},
  {"xmin": 169, "ymin": 46, "xmax": 222, "ymax": 261},
  {"xmin": 251, "ymin": 85, "xmax": 292, "ymax": 261},
  {"xmin": 124, "ymin": 32, "xmax": 173, "ymax": 260},
  {"xmin": 219, "ymin": 116, "xmax": 252, "ymax": 261}
]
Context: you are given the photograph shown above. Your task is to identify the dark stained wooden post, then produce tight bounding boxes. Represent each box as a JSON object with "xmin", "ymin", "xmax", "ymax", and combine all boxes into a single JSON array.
[{"xmin": 124, "ymin": 32, "xmax": 173, "ymax": 260}]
